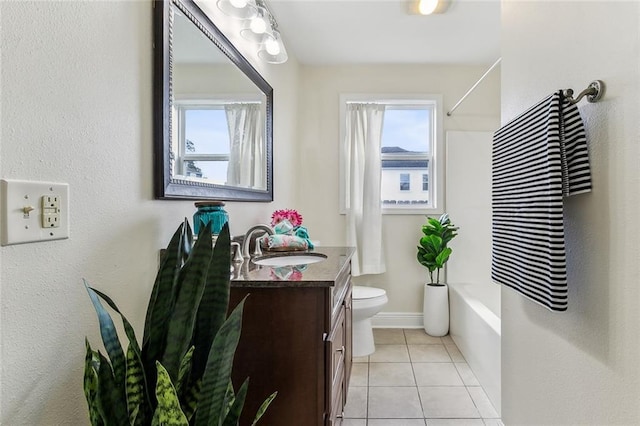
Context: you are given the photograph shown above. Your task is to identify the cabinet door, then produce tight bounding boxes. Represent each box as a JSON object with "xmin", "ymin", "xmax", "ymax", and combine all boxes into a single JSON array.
[
  {"xmin": 343, "ymin": 285, "xmax": 353, "ymax": 396},
  {"xmin": 325, "ymin": 306, "xmax": 346, "ymax": 424}
]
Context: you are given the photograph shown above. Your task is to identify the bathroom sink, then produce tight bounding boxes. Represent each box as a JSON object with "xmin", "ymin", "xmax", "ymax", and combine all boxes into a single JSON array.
[{"xmin": 252, "ymin": 252, "xmax": 327, "ymax": 267}]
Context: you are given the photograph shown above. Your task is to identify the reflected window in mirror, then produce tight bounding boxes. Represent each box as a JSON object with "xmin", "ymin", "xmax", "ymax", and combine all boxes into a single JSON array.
[{"xmin": 173, "ymin": 98, "xmax": 267, "ymax": 190}]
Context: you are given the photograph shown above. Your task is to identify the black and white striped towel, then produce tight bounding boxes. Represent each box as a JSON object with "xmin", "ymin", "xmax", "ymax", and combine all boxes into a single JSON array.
[{"xmin": 492, "ymin": 91, "xmax": 591, "ymax": 311}]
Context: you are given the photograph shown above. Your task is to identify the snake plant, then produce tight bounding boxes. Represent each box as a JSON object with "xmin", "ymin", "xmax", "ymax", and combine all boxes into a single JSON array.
[{"xmin": 83, "ymin": 220, "xmax": 276, "ymax": 425}]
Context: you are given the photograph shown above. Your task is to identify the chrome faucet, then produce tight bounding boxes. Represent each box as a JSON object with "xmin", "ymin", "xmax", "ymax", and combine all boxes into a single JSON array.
[
  {"xmin": 242, "ymin": 224, "xmax": 274, "ymax": 259},
  {"xmin": 230, "ymin": 241, "xmax": 244, "ymax": 263}
]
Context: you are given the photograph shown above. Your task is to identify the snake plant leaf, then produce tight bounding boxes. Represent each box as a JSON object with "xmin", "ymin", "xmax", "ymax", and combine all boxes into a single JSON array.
[
  {"xmin": 90, "ymin": 287, "xmax": 151, "ymax": 419},
  {"xmin": 176, "ymin": 346, "xmax": 194, "ymax": 396},
  {"xmin": 161, "ymin": 222, "xmax": 213, "ymax": 382},
  {"xmin": 129, "ymin": 405, "xmax": 140, "ymax": 426},
  {"xmin": 223, "ymin": 380, "xmax": 235, "ymax": 413},
  {"xmin": 84, "ymin": 340, "xmax": 104, "ymax": 426},
  {"xmin": 180, "ymin": 379, "xmax": 201, "ymax": 421},
  {"xmin": 182, "ymin": 219, "xmax": 193, "ymax": 263},
  {"xmin": 142, "ymin": 221, "xmax": 186, "ymax": 397},
  {"xmin": 126, "ymin": 345, "xmax": 147, "ymax": 425},
  {"xmin": 84, "ymin": 281, "xmax": 127, "ymax": 397},
  {"xmin": 92, "ymin": 288, "xmax": 141, "ymax": 354},
  {"xmin": 96, "ymin": 351, "xmax": 129, "ymax": 425},
  {"xmin": 191, "ymin": 223, "xmax": 231, "ymax": 383},
  {"xmin": 250, "ymin": 391, "xmax": 278, "ymax": 426},
  {"xmin": 195, "ymin": 298, "xmax": 246, "ymax": 426},
  {"xmin": 143, "ymin": 221, "xmax": 185, "ymax": 347},
  {"xmin": 152, "ymin": 362, "xmax": 189, "ymax": 426},
  {"xmin": 222, "ymin": 378, "xmax": 249, "ymax": 426}
]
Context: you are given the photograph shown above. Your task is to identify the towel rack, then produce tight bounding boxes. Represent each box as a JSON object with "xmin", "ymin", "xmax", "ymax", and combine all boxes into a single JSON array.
[{"xmin": 563, "ymin": 80, "xmax": 605, "ymax": 105}]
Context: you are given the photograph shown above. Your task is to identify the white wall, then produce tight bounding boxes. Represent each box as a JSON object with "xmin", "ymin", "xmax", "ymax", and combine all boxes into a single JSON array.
[
  {"xmin": 296, "ymin": 64, "xmax": 500, "ymax": 314},
  {"xmin": 501, "ymin": 1, "xmax": 640, "ymax": 424},
  {"xmin": 0, "ymin": 1, "xmax": 298, "ymax": 424}
]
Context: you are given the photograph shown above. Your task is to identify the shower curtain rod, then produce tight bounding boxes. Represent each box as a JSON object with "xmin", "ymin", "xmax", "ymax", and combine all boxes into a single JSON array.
[{"xmin": 447, "ymin": 57, "xmax": 502, "ymax": 116}]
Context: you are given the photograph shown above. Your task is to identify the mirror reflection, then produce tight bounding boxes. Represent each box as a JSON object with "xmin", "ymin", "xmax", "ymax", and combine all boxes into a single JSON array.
[
  {"xmin": 172, "ymin": 8, "xmax": 267, "ymax": 190},
  {"xmin": 154, "ymin": 0, "xmax": 273, "ymax": 201}
]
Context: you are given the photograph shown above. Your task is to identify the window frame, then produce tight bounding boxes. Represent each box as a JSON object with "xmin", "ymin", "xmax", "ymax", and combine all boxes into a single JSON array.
[
  {"xmin": 173, "ymin": 95, "xmax": 263, "ymax": 180},
  {"xmin": 399, "ymin": 173, "xmax": 411, "ymax": 191},
  {"xmin": 339, "ymin": 94, "xmax": 444, "ymax": 215}
]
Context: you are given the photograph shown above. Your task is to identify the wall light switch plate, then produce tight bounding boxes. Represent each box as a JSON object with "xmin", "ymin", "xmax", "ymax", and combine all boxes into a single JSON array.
[{"xmin": 1, "ymin": 179, "xmax": 70, "ymax": 246}]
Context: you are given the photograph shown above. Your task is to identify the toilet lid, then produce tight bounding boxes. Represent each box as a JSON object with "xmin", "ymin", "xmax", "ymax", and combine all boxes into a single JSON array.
[{"xmin": 353, "ymin": 285, "xmax": 386, "ymax": 300}]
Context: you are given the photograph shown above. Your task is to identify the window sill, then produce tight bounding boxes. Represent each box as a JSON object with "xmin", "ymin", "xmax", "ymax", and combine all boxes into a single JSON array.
[{"xmin": 339, "ymin": 207, "xmax": 444, "ymax": 216}]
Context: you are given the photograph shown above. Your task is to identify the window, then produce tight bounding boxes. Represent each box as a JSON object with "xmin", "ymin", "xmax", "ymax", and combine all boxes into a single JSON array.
[
  {"xmin": 400, "ymin": 173, "xmax": 410, "ymax": 191},
  {"xmin": 340, "ymin": 94, "xmax": 443, "ymax": 214},
  {"xmin": 175, "ymin": 101, "xmax": 231, "ymax": 184},
  {"xmin": 422, "ymin": 173, "xmax": 429, "ymax": 191}
]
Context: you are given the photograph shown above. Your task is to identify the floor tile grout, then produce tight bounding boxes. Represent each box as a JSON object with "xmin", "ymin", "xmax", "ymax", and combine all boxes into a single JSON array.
[{"xmin": 344, "ymin": 328, "xmax": 502, "ymax": 425}]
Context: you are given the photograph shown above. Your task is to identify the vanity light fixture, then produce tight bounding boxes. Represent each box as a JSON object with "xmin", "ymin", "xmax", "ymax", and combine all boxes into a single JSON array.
[
  {"xmin": 216, "ymin": 0, "xmax": 258, "ymax": 20},
  {"xmin": 258, "ymin": 27, "xmax": 288, "ymax": 64},
  {"xmin": 239, "ymin": 4, "xmax": 274, "ymax": 42},
  {"xmin": 217, "ymin": 0, "xmax": 288, "ymax": 64}
]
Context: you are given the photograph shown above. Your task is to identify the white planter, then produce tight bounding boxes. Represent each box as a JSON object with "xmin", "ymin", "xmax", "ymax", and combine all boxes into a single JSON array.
[{"xmin": 423, "ymin": 283, "xmax": 449, "ymax": 336}]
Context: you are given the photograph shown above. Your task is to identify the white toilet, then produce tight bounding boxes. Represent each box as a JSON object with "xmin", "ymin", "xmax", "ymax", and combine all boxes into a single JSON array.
[{"xmin": 352, "ymin": 286, "xmax": 388, "ymax": 357}]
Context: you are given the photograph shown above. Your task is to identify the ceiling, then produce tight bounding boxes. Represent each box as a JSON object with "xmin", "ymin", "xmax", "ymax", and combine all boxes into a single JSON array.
[{"xmin": 268, "ymin": 0, "xmax": 501, "ymax": 65}]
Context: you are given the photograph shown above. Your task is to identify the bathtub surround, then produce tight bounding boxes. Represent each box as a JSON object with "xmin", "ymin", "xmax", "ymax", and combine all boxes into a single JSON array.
[
  {"xmin": 445, "ymin": 132, "xmax": 499, "ymax": 413},
  {"xmin": 448, "ymin": 282, "xmax": 501, "ymax": 415}
]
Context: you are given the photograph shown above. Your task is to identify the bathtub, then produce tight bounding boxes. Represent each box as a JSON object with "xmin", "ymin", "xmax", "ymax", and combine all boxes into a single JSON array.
[{"xmin": 448, "ymin": 281, "xmax": 501, "ymax": 415}]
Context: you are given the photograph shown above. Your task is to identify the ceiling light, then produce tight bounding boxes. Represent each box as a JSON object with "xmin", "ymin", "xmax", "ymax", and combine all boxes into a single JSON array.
[
  {"xmin": 418, "ymin": 0, "xmax": 439, "ymax": 15},
  {"xmin": 413, "ymin": 0, "xmax": 450, "ymax": 15}
]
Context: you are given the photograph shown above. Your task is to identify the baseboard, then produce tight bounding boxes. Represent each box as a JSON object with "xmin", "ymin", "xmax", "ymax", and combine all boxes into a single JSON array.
[{"xmin": 371, "ymin": 312, "xmax": 423, "ymax": 329}]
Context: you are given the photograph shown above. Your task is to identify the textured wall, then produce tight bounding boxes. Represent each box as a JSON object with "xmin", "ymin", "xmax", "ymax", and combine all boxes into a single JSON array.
[
  {"xmin": 296, "ymin": 64, "xmax": 501, "ymax": 314},
  {"xmin": 0, "ymin": 1, "xmax": 298, "ymax": 424},
  {"xmin": 500, "ymin": 1, "xmax": 640, "ymax": 423}
]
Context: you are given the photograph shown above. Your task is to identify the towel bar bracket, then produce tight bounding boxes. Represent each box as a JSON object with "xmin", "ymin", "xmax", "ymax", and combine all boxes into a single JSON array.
[{"xmin": 564, "ymin": 80, "xmax": 605, "ymax": 105}]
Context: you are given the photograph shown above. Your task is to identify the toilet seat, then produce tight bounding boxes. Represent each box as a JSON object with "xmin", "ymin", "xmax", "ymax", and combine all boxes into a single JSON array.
[{"xmin": 353, "ymin": 285, "xmax": 386, "ymax": 300}]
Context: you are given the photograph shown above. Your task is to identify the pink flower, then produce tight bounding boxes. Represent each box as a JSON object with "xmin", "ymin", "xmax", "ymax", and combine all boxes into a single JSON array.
[{"xmin": 271, "ymin": 209, "xmax": 303, "ymax": 227}]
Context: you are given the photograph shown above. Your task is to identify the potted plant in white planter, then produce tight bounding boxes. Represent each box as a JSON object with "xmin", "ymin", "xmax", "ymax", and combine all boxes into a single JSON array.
[{"xmin": 417, "ymin": 213, "xmax": 458, "ymax": 336}]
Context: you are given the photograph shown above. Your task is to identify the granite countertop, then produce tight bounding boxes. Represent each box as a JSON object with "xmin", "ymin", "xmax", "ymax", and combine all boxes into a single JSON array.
[{"xmin": 230, "ymin": 246, "xmax": 355, "ymax": 288}]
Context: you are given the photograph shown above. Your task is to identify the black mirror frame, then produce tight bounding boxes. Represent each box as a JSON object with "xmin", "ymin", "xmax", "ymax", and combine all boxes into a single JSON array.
[{"xmin": 153, "ymin": 0, "xmax": 274, "ymax": 201}]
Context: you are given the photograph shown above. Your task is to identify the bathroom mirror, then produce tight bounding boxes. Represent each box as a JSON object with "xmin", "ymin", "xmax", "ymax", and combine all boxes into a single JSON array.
[{"xmin": 153, "ymin": 0, "xmax": 273, "ymax": 201}]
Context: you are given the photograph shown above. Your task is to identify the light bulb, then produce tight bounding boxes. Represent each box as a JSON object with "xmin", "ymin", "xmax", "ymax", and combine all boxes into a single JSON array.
[
  {"xmin": 265, "ymin": 38, "xmax": 280, "ymax": 55},
  {"xmin": 250, "ymin": 16, "xmax": 267, "ymax": 34},
  {"xmin": 229, "ymin": 0, "xmax": 247, "ymax": 8},
  {"xmin": 418, "ymin": 0, "xmax": 439, "ymax": 15}
]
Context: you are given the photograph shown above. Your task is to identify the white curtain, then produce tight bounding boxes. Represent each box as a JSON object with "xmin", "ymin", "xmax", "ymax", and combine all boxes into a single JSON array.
[
  {"xmin": 225, "ymin": 103, "xmax": 265, "ymax": 188},
  {"xmin": 345, "ymin": 103, "xmax": 386, "ymax": 276}
]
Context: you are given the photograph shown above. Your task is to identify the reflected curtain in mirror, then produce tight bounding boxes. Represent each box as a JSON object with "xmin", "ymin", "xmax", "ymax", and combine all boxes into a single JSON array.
[{"xmin": 226, "ymin": 103, "xmax": 265, "ymax": 189}]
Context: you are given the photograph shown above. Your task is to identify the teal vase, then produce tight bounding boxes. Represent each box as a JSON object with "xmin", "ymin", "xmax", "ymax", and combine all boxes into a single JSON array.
[{"xmin": 193, "ymin": 201, "xmax": 229, "ymax": 235}]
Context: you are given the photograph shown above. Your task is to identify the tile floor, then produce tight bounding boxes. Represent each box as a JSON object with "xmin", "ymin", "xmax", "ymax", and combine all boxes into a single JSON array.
[{"xmin": 344, "ymin": 328, "xmax": 502, "ymax": 426}]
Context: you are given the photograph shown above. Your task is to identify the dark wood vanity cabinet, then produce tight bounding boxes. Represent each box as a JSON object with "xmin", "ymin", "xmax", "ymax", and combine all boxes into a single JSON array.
[{"xmin": 228, "ymin": 263, "xmax": 352, "ymax": 426}]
